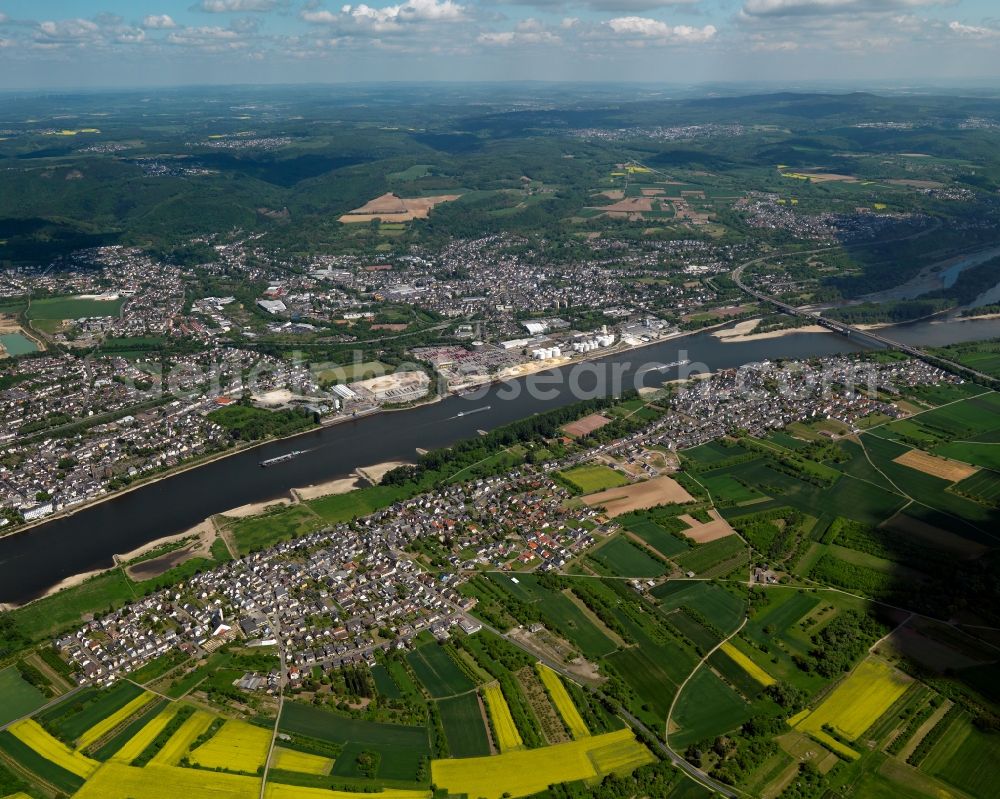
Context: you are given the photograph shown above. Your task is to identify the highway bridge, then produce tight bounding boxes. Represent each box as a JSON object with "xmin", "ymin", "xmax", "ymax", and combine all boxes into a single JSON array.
[{"xmin": 730, "ymin": 262, "xmax": 996, "ymax": 384}]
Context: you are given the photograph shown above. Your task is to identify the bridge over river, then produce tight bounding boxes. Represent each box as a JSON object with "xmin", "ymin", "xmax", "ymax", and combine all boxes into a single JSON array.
[{"xmin": 730, "ymin": 260, "xmax": 997, "ymax": 385}]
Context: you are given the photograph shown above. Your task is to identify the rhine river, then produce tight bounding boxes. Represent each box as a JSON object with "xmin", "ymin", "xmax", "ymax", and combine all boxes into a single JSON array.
[{"xmin": 0, "ymin": 316, "xmax": 992, "ymax": 605}]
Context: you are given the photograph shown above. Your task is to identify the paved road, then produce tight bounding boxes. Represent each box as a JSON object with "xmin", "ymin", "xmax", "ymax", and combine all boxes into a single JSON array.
[{"xmin": 259, "ymin": 615, "xmax": 286, "ymax": 799}]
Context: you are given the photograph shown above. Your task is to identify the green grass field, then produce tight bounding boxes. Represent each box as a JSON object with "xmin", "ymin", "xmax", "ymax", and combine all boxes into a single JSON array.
[
  {"xmin": 881, "ymin": 393, "xmax": 1000, "ymax": 448},
  {"xmin": 672, "ymin": 536, "xmax": 748, "ymax": 576},
  {"xmin": 279, "ymin": 702, "xmax": 429, "ymax": 782},
  {"xmin": 707, "ymin": 649, "xmax": 767, "ymax": 700},
  {"xmin": 405, "ymin": 644, "xmax": 475, "ymax": 698},
  {"xmin": 279, "ymin": 702, "xmax": 429, "ymax": 749},
  {"xmin": 682, "ymin": 441, "xmax": 748, "ymax": 465},
  {"xmin": 744, "ymin": 590, "xmax": 820, "ymax": 647},
  {"xmin": 605, "ymin": 645, "xmax": 681, "ymax": 728},
  {"xmin": 954, "ymin": 468, "xmax": 1000, "ymax": 506},
  {"xmin": 0, "ymin": 667, "xmax": 48, "ymax": 726},
  {"xmin": 701, "ymin": 474, "xmax": 766, "ymax": 505},
  {"xmin": 437, "ymin": 693, "xmax": 491, "ymax": 758},
  {"xmin": 860, "ymin": 434, "xmax": 997, "ymax": 539},
  {"xmin": 933, "ymin": 441, "xmax": 1000, "ymax": 470},
  {"xmin": 670, "ymin": 667, "xmax": 752, "ymax": 749},
  {"xmin": 307, "ymin": 484, "xmax": 410, "ymax": 524},
  {"xmin": 623, "ymin": 518, "xmax": 689, "ymax": 557},
  {"xmin": 316, "ymin": 361, "xmax": 393, "ymax": 383},
  {"xmin": 665, "ymin": 610, "xmax": 720, "ymax": 652},
  {"xmin": 27, "ymin": 295, "xmax": 124, "ymax": 320},
  {"xmin": 557, "ymin": 464, "xmax": 629, "ymax": 494},
  {"xmin": 922, "ymin": 713, "xmax": 1000, "ymax": 797},
  {"xmin": 370, "ymin": 664, "xmax": 402, "ymax": 700},
  {"xmin": 653, "ymin": 581, "xmax": 745, "ymax": 633},
  {"xmin": 10, "ymin": 570, "xmax": 136, "ymax": 644},
  {"xmin": 228, "ymin": 504, "xmax": 324, "ymax": 555},
  {"xmin": 766, "ymin": 431, "xmax": 810, "ymax": 451},
  {"xmin": 484, "ymin": 574, "xmax": 618, "ymax": 659},
  {"xmin": 589, "ymin": 536, "xmax": 666, "ymax": 578}
]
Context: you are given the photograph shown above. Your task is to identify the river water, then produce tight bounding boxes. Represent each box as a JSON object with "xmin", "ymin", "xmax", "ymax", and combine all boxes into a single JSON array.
[{"xmin": 0, "ymin": 317, "xmax": 992, "ymax": 605}]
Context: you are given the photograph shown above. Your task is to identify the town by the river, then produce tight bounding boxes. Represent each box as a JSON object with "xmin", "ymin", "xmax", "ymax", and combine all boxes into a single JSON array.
[{"xmin": 1, "ymin": 314, "xmax": 996, "ymax": 606}]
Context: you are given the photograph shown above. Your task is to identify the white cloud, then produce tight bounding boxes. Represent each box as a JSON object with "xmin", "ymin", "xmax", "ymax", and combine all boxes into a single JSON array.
[
  {"xmin": 166, "ymin": 25, "xmax": 247, "ymax": 50},
  {"xmin": 0, "ymin": 13, "xmax": 8, "ymax": 24},
  {"xmin": 948, "ymin": 20, "xmax": 1000, "ymax": 38},
  {"xmin": 605, "ymin": 16, "xmax": 716, "ymax": 41},
  {"xmin": 194, "ymin": 0, "xmax": 281, "ymax": 12},
  {"xmin": 587, "ymin": 0, "xmax": 699, "ymax": 9},
  {"xmin": 0, "ymin": 38, "xmax": 13, "ymax": 48},
  {"xmin": 115, "ymin": 27, "xmax": 147, "ymax": 43},
  {"xmin": 300, "ymin": 10, "xmax": 339, "ymax": 23},
  {"xmin": 751, "ymin": 39, "xmax": 800, "ymax": 50},
  {"xmin": 37, "ymin": 18, "xmax": 101, "ymax": 41},
  {"xmin": 741, "ymin": 0, "xmax": 947, "ymax": 18},
  {"xmin": 477, "ymin": 26, "xmax": 560, "ymax": 45},
  {"xmin": 303, "ymin": 0, "xmax": 466, "ymax": 33},
  {"xmin": 143, "ymin": 14, "xmax": 178, "ymax": 29},
  {"xmin": 497, "ymin": 0, "xmax": 699, "ymax": 11},
  {"xmin": 478, "ymin": 30, "xmax": 515, "ymax": 44}
]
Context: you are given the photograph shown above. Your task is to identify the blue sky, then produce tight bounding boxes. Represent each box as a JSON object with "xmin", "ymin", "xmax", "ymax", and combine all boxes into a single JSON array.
[{"xmin": 0, "ymin": 0, "xmax": 998, "ymax": 88}]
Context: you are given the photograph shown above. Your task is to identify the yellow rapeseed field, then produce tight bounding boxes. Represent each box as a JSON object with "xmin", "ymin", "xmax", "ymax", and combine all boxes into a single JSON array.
[
  {"xmin": 588, "ymin": 733, "xmax": 655, "ymax": 774},
  {"xmin": 77, "ymin": 692, "xmax": 155, "ymax": 749},
  {"xmin": 8, "ymin": 719, "xmax": 99, "ymax": 779},
  {"xmin": 111, "ymin": 705, "xmax": 178, "ymax": 763},
  {"xmin": 149, "ymin": 710, "xmax": 215, "ymax": 765},
  {"xmin": 720, "ymin": 642, "xmax": 776, "ymax": 687},
  {"xmin": 270, "ymin": 746, "xmax": 334, "ymax": 775},
  {"xmin": 483, "ymin": 683, "xmax": 522, "ymax": 751},
  {"xmin": 431, "ymin": 728, "xmax": 653, "ymax": 799},
  {"xmin": 536, "ymin": 664, "xmax": 589, "ymax": 739},
  {"xmin": 73, "ymin": 762, "xmax": 259, "ymax": 799},
  {"xmin": 794, "ymin": 658, "xmax": 910, "ymax": 742},
  {"xmin": 809, "ymin": 730, "xmax": 860, "ymax": 761},
  {"xmin": 266, "ymin": 785, "xmax": 431, "ymax": 799},
  {"xmin": 189, "ymin": 720, "xmax": 271, "ymax": 773}
]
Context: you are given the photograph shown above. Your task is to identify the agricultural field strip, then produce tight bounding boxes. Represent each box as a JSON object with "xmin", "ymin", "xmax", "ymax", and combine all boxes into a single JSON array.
[
  {"xmin": 436, "ymin": 692, "xmax": 491, "ymax": 757},
  {"xmin": 536, "ymin": 664, "xmax": 589, "ymax": 739},
  {"xmin": 430, "ymin": 728, "xmax": 653, "ymax": 799},
  {"xmin": 483, "ymin": 682, "xmax": 523, "ymax": 751},
  {"xmin": 76, "ymin": 691, "xmax": 156, "ymax": 749},
  {"xmin": 189, "ymin": 719, "xmax": 272, "ymax": 773},
  {"xmin": 267, "ymin": 786, "xmax": 429, "ymax": 799},
  {"xmin": 270, "ymin": 746, "xmax": 333, "ymax": 775},
  {"xmin": 7, "ymin": 719, "xmax": 99, "ymax": 779},
  {"xmin": 110, "ymin": 704, "xmax": 179, "ymax": 763},
  {"xmin": 149, "ymin": 709, "xmax": 215, "ymax": 766},
  {"xmin": 718, "ymin": 642, "xmax": 775, "ymax": 687}
]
